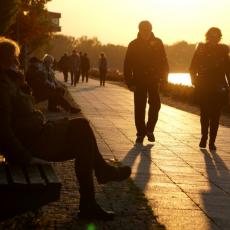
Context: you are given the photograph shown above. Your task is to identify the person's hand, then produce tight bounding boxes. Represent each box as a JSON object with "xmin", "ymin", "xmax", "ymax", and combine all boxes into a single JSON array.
[{"xmin": 30, "ymin": 157, "xmax": 51, "ymax": 165}]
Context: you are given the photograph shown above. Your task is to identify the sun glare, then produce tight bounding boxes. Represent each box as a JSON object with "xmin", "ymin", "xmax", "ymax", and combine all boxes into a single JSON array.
[
  {"xmin": 168, "ymin": 73, "xmax": 192, "ymax": 86},
  {"xmin": 47, "ymin": 0, "xmax": 230, "ymax": 46}
]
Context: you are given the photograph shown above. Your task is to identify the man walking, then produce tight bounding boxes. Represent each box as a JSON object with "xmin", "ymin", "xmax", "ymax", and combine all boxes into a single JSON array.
[
  {"xmin": 81, "ymin": 53, "xmax": 90, "ymax": 83},
  {"xmin": 59, "ymin": 53, "xmax": 70, "ymax": 82},
  {"xmin": 70, "ymin": 50, "xmax": 80, "ymax": 86},
  {"xmin": 124, "ymin": 20, "xmax": 169, "ymax": 144}
]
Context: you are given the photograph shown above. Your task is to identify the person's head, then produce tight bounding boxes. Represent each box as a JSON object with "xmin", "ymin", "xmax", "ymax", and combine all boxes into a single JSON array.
[
  {"xmin": 205, "ymin": 27, "xmax": 222, "ymax": 44},
  {"xmin": 72, "ymin": 49, "xmax": 77, "ymax": 55},
  {"xmin": 0, "ymin": 36, "xmax": 20, "ymax": 69},
  {"xmin": 138, "ymin": 20, "xmax": 152, "ymax": 40},
  {"xmin": 42, "ymin": 54, "xmax": 54, "ymax": 67},
  {"xmin": 100, "ymin": 52, "xmax": 105, "ymax": 58},
  {"xmin": 28, "ymin": 56, "xmax": 42, "ymax": 69}
]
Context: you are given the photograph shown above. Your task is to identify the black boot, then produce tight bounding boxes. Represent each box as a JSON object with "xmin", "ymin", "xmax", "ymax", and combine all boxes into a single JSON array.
[
  {"xmin": 209, "ymin": 122, "xmax": 218, "ymax": 151},
  {"xmin": 209, "ymin": 142, "xmax": 217, "ymax": 151},
  {"xmin": 199, "ymin": 136, "xmax": 207, "ymax": 148},
  {"xmin": 96, "ymin": 165, "xmax": 131, "ymax": 184},
  {"xmin": 69, "ymin": 106, "xmax": 81, "ymax": 114}
]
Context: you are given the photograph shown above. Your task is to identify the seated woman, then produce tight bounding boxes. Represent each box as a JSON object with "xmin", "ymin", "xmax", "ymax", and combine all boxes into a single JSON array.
[
  {"xmin": 0, "ymin": 36, "xmax": 131, "ymax": 220},
  {"xmin": 26, "ymin": 55, "xmax": 80, "ymax": 113}
]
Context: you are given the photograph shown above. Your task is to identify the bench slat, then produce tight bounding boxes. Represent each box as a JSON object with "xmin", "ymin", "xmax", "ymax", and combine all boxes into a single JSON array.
[
  {"xmin": 40, "ymin": 164, "xmax": 60, "ymax": 184},
  {"xmin": 0, "ymin": 160, "xmax": 61, "ymax": 220},
  {"xmin": 8, "ymin": 164, "xmax": 27, "ymax": 184},
  {"xmin": 25, "ymin": 165, "xmax": 46, "ymax": 185}
]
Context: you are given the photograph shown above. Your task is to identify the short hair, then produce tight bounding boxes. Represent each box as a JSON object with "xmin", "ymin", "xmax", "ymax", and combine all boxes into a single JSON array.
[
  {"xmin": 138, "ymin": 20, "xmax": 152, "ymax": 31},
  {"xmin": 0, "ymin": 36, "xmax": 20, "ymax": 63},
  {"xmin": 42, "ymin": 54, "xmax": 54, "ymax": 64},
  {"xmin": 205, "ymin": 27, "xmax": 222, "ymax": 41}
]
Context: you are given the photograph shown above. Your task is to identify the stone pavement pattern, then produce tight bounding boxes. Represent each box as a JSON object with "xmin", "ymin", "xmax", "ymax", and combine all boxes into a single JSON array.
[{"xmin": 63, "ymin": 76, "xmax": 230, "ymax": 230}]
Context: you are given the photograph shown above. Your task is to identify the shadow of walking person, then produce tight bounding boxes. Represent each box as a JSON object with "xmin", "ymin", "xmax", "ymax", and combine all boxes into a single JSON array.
[
  {"xmin": 122, "ymin": 144, "xmax": 154, "ymax": 191},
  {"xmin": 200, "ymin": 149, "xmax": 230, "ymax": 229}
]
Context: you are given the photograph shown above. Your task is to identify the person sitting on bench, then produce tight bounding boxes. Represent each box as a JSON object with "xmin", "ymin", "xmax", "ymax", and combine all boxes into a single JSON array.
[
  {"xmin": 0, "ymin": 36, "xmax": 131, "ymax": 221},
  {"xmin": 26, "ymin": 55, "xmax": 80, "ymax": 113}
]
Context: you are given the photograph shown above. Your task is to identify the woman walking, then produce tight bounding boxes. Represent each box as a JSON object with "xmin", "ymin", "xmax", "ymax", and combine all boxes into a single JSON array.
[{"xmin": 189, "ymin": 27, "xmax": 230, "ymax": 150}]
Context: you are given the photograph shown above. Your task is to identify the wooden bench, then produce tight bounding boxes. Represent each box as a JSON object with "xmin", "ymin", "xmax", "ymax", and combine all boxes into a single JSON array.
[{"xmin": 0, "ymin": 155, "xmax": 61, "ymax": 220}]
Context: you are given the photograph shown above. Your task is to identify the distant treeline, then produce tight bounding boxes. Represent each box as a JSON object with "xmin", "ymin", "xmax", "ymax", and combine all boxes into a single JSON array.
[{"xmin": 34, "ymin": 34, "xmax": 199, "ymax": 72}]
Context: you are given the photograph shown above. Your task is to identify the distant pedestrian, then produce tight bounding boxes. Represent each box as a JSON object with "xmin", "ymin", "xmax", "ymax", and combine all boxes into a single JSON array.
[
  {"xmin": 98, "ymin": 53, "xmax": 108, "ymax": 86},
  {"xmin": 70, "ymin": 50, "xmax": 80, "ymax": 86},
  {"xmin": 81, "ymin": 53, "xmax": 90, "ymax": 83},
  {"xmin": 124, "ymin": 20, "xmax": 169, "ymax": 144},
  {"xmin": 189, "ymin": 27, "xmax": 230, "ymax": 151},
  {"xmin": 79, "ymin": 51, "xmax": 83, "ymax": 82},
  {"xmin": 59, "ymin": 53, "xmax": 70, "ymax": 82}
]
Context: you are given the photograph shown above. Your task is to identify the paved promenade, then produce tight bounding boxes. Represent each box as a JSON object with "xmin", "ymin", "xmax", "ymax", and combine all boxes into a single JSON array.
[{"xmin": 63, "ymin": 75, "xmax": 230, "ymax": 230}]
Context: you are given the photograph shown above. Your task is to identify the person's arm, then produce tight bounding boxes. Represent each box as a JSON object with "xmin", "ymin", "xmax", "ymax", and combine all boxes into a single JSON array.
[
  {"xmin": 124, "ymin": 43, "xmax": 135, "ymax": 90},
  {"xmin": 227, "ymin": 59, "xmax": 230, "ymax": 88},
  {"xmin": 223, "ymin": 45, "xmax": 230, "ymax": 87},
  {"xmin": 0, "ymin": 80, "xmax": 32, "ymax": 165},
  {"xmin": 157, "ymin": 39, "xmax": 169, "ymax": 84},
  {"xmin": 189, "ymin": 43, "xmax": 202, "ymax": 86},
  {"xmin": 87, "ymin": 58, "xmax": 90, "ymax": 70}
]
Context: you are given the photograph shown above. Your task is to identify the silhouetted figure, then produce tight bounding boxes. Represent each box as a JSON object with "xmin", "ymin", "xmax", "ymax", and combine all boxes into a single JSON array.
[
  {"xmin": 189, "ymin": 27, "xmax": 230, "ymax": 151},
  {"xmin": 81, "ymin": 53, "xmax": 90, "ymax": 83},
  {"xmin": 124, "ymin": 20, "xmax": 169, "ymax": 144},
  {"xmin": 59, "ymin": 53, "xmax": 70, "ymax": 82},
  {"xmin": 26, "ymin": 55, "xmax": 80, "ymax": 113},
  {"xmin": 79, "ymin": 51, "xmax": 83, "ymax": 82},
  {"xmin": 98, "ymin": 53, "xmax": 108, "ymax": 86},
  {"xmin": 70, "ymin": 50, "xmax": 80, "ymax": 86},
  {"xmin": 0, "ymin": 37, "xmax": 131, "ymax": 221}
]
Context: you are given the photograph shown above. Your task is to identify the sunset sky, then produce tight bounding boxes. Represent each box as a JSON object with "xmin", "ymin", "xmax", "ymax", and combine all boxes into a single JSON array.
[{"xmin": 47, "ymin": 0, "xmax": 230, "ymax": 46}]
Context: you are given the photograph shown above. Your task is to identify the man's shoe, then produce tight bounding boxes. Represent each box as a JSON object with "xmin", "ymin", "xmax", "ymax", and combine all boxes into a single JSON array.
[
  {"xmin": 135, "ymin": 136, "xmax": 144, "ymax": 144},
  {"xmin": 97, "ymin": 165, "xmax": 131, "ymax": 184},
  {"xmin": 209, "ymin": 143, "xmax": 216, "ymax": 151},
  {"xmin": 199, "ymin": 137, "xmax": 207, "ymax": 148},
  {"xmin": 147, "ymin": 133, "xmax": 155, "ymax": 142},
  {"xmin": 78, "ymin": 203, "xmax": 115, "ymax": 221},
  {"xmin": 70, "ymin": 107, "xmax": 81, "ymax": 114}
]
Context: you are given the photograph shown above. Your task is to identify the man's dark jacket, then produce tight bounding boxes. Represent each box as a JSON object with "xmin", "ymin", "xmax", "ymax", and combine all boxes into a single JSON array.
[{"xmin": 124, "ymin": 33, "xmax": 169, "ymax": 88}]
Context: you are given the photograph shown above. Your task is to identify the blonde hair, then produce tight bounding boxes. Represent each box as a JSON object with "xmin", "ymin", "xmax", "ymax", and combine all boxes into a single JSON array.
[{"xmin": 0, "ymin": 36, "xmax": 20, "ymax": 62}]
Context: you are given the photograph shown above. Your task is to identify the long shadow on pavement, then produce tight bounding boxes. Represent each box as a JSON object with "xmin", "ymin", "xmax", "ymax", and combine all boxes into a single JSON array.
[
  {"xmin": 201, "ymin": 149, "xmax": 230, "ymax": 230},
  {"xmin": 122, "ymin": 144, "xmax": 153, "ymax": 193},
  {"xmin": 75, "ymin": 85, "xmax": 101, "ymax": 92}
]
